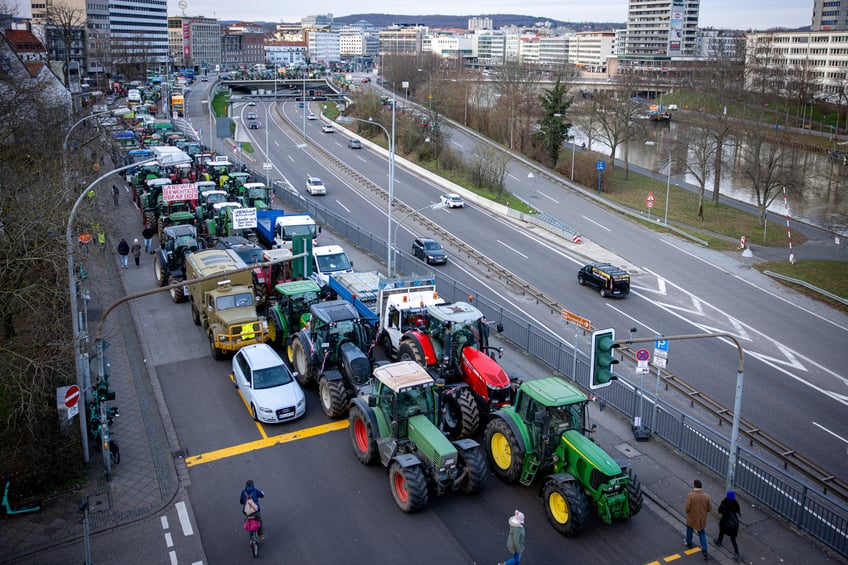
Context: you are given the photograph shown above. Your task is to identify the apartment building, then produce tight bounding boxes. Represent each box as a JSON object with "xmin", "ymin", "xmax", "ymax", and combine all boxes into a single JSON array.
[{"xmin": 623, "ymin": 0, "xmax": 700, "ymax": 68}]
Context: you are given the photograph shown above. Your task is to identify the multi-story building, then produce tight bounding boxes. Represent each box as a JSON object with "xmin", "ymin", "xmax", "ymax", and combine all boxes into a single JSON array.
[
  {"xmin": 302, "ymin": 14, "xmax": 333, "ymax": 30},
  {"xmin": 274, "ymin": 23, "xmax": 306, "ymax": 42},
  {"xmin": 265, "ymin": 41, "xmax": 307, "ymax": 67},
  {"xmin": 812, "ymin": 0, "xmax": 848, "ymax": 31},
  {"xmin": 623, "ymin": 0, "xmax": 700, "ymax": 68},
  {"xmin": 519, "ymin": 36, "xmax": 540, "ymax": 64},
  {"xmin": 472, "ymin": 30, "xmax": 506, "ymax": 66},
  {"xmin": 338, "ymin": 25, "xmax": 379, "ymax": 57},
  {"xmin": 109, "ymin": 0, "xmax": 168, "ymax": 72},
  {"xmin": 695, "ymin": 28, "xmax": 745, "ymax": 60},
  {"xmin": 379, "ymin": 25, "xmax": 427, "ymax": 55},
  {"xmin": 573, "ymin": 31, "xmax": 616, "ymax": 73},
  {"xmin": 428, "ymin": 34, "xmax": 473, "ymax": 61},
  {"xmin": 307, "ymin": 31, "xmax": 339, "ymax": 63},
  {"xmin": 221, "ymin": 23, "xmax": 266, "ymax": 69},
  {"xmin": 538, "ymin": 34, "xmax": 572, "ymax": 67},
  {"xmin": 468, "ymin": 17, "xmax": 493, "ymax": 31},
  {"xmin": 167, "ymin": 16, "xmax": 221, "ymax": 70}
]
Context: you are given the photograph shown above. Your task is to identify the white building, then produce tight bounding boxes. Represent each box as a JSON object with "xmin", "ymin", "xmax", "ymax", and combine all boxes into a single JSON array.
[
  {"xmin": 308, "ymin": 31, "xmax": 340, "ymax": 63},
  {"xmin": 539, "ymin": 34, "xmax": 572, "ymax": 67},
  {"xmin": 338, "ymin": 26, "xmax": 379, "ymax": 57},
  {"xmin": 109, "ymin": 0, "xmax": 169, "ymax": 65},
  {"xmin": 624, "ymin": 0, "xmax": 700, "ymax": 67},
  {"xmin": 266, "ymin": 42, "xmax": 307, "ymax": 67},
  {"xmin": 573, "ymin": 31, "xmax": 616, "ymax": 73}
]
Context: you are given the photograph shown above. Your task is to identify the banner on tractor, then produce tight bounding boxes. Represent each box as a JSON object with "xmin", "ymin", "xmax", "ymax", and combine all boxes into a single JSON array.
[
  {"xmin": 232, "ymin": 207, "xmax": 258, "ymax": 230},
  {"xmin": 163, "ymin": 183, "xmax": 198, "ymax": 202}
]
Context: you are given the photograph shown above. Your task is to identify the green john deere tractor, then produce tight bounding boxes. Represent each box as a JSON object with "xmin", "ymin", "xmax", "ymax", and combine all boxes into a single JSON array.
[
  {"xmin": 483, "ymin": 376, "xmax": 643, "ymax": 535},
  {"xmin": 349, "ymin": 361, "xmax": 489, "ymax": 513},
  {"xmin": 266, "ymin": 279, "xmax": 321, "ymax": 352}
]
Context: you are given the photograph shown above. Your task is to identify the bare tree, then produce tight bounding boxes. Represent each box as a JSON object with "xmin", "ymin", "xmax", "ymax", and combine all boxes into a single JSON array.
[
  {"xmin": 44, "ymin": 2, "xmax": 87, "ymax": 87},
  {"xmin": 682, "ymin": 127, "xmax": 719, "ymax": 220},
  {"xmin": 492, "ymin": 61, "xmax": 542, "ymax": 151},
  {"xmin": 591, "ymin": 89, "xmax": 638, "ymax": 170},
  {"xmin": 469, "ymin": 143, "xmax": 509, "ymax": 197},
  {"xmin": 738, "ymin": 129, "xmax": 802, "ymax": 226}
]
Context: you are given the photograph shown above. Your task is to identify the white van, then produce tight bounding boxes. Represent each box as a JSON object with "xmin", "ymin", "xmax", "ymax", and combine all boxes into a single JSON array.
[{"xmin": 311, "ymin": 245, "xmax": 353, "ymax": 287}]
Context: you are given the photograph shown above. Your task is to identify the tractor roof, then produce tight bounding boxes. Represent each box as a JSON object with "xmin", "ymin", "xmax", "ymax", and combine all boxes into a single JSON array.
[
  {"xmin": 163, "ymin": 224, "xmax": 197, "ymax": 239},
  {"xmin": 427, "ymin": 301, "xmax": 482, "ymax": 323},
  {"xmin": 274, "ymin": 279, "xmax": 321, "ymax": 296},
  {"xmin": 520, "ymin": 377, "xmax": 587, "ymax": 407},
  {"xmin": 372, "ymin": 361, "xmax": 433, "ymax": 392},
  {"xmin": 310, "ymin": 300, "xmax": 360, "ymax": 324}
]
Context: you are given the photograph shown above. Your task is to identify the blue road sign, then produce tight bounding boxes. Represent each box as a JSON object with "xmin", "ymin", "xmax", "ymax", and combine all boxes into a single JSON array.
[
  {"xmin": 655, "ymin": 339, "xmax": 668, "ymax": 351},
  {"xmin": 596, "ymin": 161, "xmax": 606, "ymax": 171}
]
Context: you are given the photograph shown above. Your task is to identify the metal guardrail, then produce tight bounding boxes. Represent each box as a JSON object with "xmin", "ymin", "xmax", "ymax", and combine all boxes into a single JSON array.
[{"xmin": 764, "ymin": 270, "xmax": 848, "ymax": 306}]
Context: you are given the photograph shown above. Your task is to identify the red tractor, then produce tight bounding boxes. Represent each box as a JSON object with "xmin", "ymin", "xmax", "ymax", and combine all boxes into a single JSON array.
[{"xmin": 396, "ymin": 301, "xmax": 512, "ymax": 439}]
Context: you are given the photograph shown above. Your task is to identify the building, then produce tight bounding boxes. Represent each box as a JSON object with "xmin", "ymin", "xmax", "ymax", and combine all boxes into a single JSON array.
[
  {"xmin": 338, "ymin": 25, "xmax": 379, "ymax": 57},
  {"xmin": 379, "ymin": 25, "xmax": 427, "ymax": 55},
  {"xmin": 302, "ymin": 14, "xmax": 333, "ymax": 30},
  {"xmin": 109, "ymin": 0, "xmax": 169, "ymax": 73},
  {"xmin": 0, "ymin": 28, "xmax": 71, "ymax": 112},
  {"xmin": 472, "ymin": 30, "xmax": 506, "ymax": 66},
  {"xmin": 221, "ymin": 24, "xmax": 266, "ymax": 69},
  {"xmin": 812, "ymin": 0, "xmax": 848, "ymax": 31},
  {"xmin": 538, "ymin": 34, "xmax": 572, "ymax": 68},
  {"xmin": 307, "ymin": 31, "xmax": 339, "ymax": 63},
  {"xmin": 623, "ymin": 0, "xmax": 700, "ymax": 68},
  {"xmin": 573, "ymin": 31, "xmax": 616, "ymax": 73},
  {"xmin": 468, "ymin": 17, "xmax": 493, "ymax": 31},
  {"xmin": 167, "ymin": 16, "xmax": 221, "ymax": 70},
  {"xmin": 266, "ymin": 41, "xmax": 307, "ymax": 67},
  {"xmin": 695, "ymin": 28, "xmax": 745, "ymax": 60}
]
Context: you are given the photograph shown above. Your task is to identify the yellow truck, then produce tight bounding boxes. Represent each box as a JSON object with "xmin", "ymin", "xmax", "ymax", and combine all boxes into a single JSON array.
[{"xmin": 185, "ymin": 249, "xmax": 268, "ymax": 359}]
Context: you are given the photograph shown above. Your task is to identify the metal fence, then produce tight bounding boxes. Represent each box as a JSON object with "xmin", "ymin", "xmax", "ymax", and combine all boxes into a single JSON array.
[{"xmin": 273, "ymin": 182, "xmax": 848, "ymax": 558}]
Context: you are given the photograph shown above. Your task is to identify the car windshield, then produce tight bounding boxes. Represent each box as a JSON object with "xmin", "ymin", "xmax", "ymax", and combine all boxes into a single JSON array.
[
  {"xmin": 424, "ymin": 241, "xmax": 442, "ymax": 251},
  {"xmin": 252, "ymin": 365, "xmax": 294, "ymax": 390},
  {"xmin": 283, "ymin": 225, "xmax": 316, "ymax": 238},
  {"xmin": 316, "ymin": 253, "xmax": 351, "ymax": 272},
  {"xmin": 217, "ymin": 293, "xmax": 254, "ymax": 310}
]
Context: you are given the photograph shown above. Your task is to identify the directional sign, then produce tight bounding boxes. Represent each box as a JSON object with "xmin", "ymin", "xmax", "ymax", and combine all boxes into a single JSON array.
[
  {"xmin": 561, "ymin": 309, "xmax": 591, "ymax": 331},
  {"xmin": 636, "ymin": 349, "xmax": 650, "ymax": 361},
  {"xmin": 646, "ymin": 191, "xmax": 656, "ymax": 209}
]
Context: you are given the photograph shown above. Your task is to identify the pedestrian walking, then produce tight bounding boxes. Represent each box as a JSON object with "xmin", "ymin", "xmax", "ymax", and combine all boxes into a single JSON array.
[
  {"xmin": 117, "ymin": 238, "xmax": 130, "ymax": 269},
  {"xmin": 497, "ymin": 509, "xmax": 525, "ymax": 565},
  {"xmin": 79, "ymin": 233, "xmax": 92, "ymax": 255},
  {"xmin": 112, "ymin": 184, "xmax": 120, "ymax": 207},
  {"xmin": 714, "ymin": 491, "xmax": 742, "ymax": 561},
  {"xmin": 97, "ymin": 230, "xmax": 106, "ymax": 252},
  {"xmin": 685, "ymin": 479, "xmax": 712, "ymax": 560},
  {"xmin": 131, "ymin": 238, "xmax": 142, "ymax": 268},
  {"xmin": 142, "ymin": 226, "xmax": 156, "ymax": 254}
]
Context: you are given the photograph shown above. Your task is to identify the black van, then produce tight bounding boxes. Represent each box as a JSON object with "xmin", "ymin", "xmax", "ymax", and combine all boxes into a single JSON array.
[{"xmin": 577, "ymin": 263, "xmax": 630, "ymax": 298}]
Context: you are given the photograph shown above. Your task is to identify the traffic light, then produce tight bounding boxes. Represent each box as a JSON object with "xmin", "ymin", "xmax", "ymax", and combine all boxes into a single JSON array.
[
  {"xmin": 96, "ymin": 381, "xmax": 115, "ymax": 403},
  {"xmin": 590, "ymin": 328, "xmax": 619, "ymax": 390}
]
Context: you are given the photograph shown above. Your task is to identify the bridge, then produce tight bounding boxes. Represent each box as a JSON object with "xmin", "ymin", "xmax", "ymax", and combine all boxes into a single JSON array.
[{"xmin": 219, "ymin": 78, "xmax": 347, "ymax": 101}]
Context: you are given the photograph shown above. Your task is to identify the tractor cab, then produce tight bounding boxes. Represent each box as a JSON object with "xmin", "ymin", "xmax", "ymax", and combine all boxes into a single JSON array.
[{"xmin": 241, "ymin": 182, "xmax": 270, "ymax": 209}]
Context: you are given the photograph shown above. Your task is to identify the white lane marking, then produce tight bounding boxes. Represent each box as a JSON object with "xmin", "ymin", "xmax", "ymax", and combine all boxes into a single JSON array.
[
  {"xmin": 169, "ymin": 550, "xmax": 178, "ymax": 565},
  {"xmin": 812, "ymin": 422, "xmax": 848, "ymax": 445},
  {"xmin": 274, "ymin": 140, "xmax": 280, "ymax": 146},
  {"xmin": 581, "ymin": 215, "xmax": 612, "ymax": 231},
  {"xmin": 451, "ymin": 140, "xmax": 463, "ymax": 147},
  {"xmin": 537, "ymin": 191, "xmax": 560, "ymax": 203},
  {"xmin": 161, "ymin": 515, "xmax": 169, "ymax": 529},
  {"xmin": 336, "ymin": 201, "xmax": 351, "ymax": 213},
  {"xmin": 497, "ymin": 240, "xmax": 528, "ymax": 259},
  {"xmin": 164, "ymin": 532, "xmax": 174, "ymax": 548},
  {"xmin": 176, "ymin": 501, "xmax": 194, "ymax": 536},
  {"xmin": 357, "ymin": 155, "xmax": 368, "ymax": 163},
  {"xmin": 507, "ymin": 173, "xmax": 520, "ymax": 181}
]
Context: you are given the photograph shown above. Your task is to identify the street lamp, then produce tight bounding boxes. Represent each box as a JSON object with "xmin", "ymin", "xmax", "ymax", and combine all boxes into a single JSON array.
[
  {"xmin": 646, "ymin": 141, "xmax": 672, "ymax": 224},
  {"xmin": 338, "ymin": 96, "xmax": 397, "ymax": 275},
  {"xmin": 417, "ymin": 68, "xmax": 433, "ymax": 115},
  {"xmin": 63, "ymin": 107, "xmax": 131, "ymax": 196},
  {"xmin": 67, "ymin": 158, "xmax": 155, "ymax": 464}
]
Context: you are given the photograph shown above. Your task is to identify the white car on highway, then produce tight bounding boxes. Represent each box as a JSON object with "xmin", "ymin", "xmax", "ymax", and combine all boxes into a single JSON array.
[
  {"xmin": 306, "ymin": 176, "xmax": 326, "ymax": 195},
  {"xmin": 231, "ymin": 344, "xmax": 305, "ymax": 423}
]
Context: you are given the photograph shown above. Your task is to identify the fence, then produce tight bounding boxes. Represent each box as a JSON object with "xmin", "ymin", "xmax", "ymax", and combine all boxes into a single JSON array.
[{"xmin": 273, "ymin": 181, "xmax": 848, "ymax": 558}]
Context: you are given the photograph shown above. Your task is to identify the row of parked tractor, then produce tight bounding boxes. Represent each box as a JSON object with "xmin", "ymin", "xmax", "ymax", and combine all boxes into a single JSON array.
[{"xmin": 122, "ymin": 141, "xmax": 642, "ymax": 536}]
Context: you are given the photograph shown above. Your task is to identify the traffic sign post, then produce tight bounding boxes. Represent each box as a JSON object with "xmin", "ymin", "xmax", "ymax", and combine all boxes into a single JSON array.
[
  {"xmin": 646, "ymin": 191, "xmax": 655, "ymax": 219},
  {"xmin": 596, "ymin": 161, "xmax": 605, "ymax": 195}
]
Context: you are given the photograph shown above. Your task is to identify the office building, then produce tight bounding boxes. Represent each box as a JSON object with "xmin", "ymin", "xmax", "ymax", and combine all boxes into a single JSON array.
[
  {"xmin": 812, "ymin": 0, "xmax": 848, "ymax": 31},
  {"xmin": 623, "ymin": 0, "xmax": 700, "ymax": 67}
]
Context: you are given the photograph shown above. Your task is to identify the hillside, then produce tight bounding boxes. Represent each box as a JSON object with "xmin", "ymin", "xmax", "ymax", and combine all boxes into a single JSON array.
[{"xmin": 334, "ymin": 13, "xmax": 624, "ymax": 31}]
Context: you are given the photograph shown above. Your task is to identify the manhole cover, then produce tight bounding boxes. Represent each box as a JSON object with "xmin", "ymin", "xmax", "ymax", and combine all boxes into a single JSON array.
[
  {"xmin": 615, "ymin": 443, "xmax": 642, "ymax": 458},
  {"xmin": 172, "ymin": 448, "xmax": 188, "ymax": 459}
]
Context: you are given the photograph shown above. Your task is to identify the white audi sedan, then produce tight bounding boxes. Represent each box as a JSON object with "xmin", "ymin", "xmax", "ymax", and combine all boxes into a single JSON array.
[{"xmin": 231, "ymin": 344, "xmax": 306, "ymax": 423}]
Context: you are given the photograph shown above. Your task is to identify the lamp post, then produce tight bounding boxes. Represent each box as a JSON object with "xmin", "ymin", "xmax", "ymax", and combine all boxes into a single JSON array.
[
  {"xmin": 67, "ymin": 158, "xmax": 155, "ymax": 464},
  {"xmin": 63, "ymin": 107, "xmax": 130, "ymax": 196},
  {"xmin": 302, "ymin": 71, "xmax": 307, "ymax": 139},
  {"xmin": 338, "ymin": 97, "xmax": 396, "ymax": 275},
  {"xmin": 417, "ymin": 68, "xmax": 433, "ymax": 116}
]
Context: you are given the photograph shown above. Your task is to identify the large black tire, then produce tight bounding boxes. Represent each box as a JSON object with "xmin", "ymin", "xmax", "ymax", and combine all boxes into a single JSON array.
[
  {"xmin": 319, "ymin": 376, "xmax": 349, "ymax": 419},
  {"xmin": 143, "ymin": 209, "xmax": 156, "ymax": 230},
  {"xmin": 170, "ymin": 279, "xmax": 187, "ymax": 303},
  {"xmin": 441, "ymin": 388, "xmax": 480, "ymax": 439},
  {"xmin": 543, "ymin": 480, "xmax": 590, "ymax": 536},
  {"xmin": 267, "ymin": 310, "xmax": 283, "ymax": 348},
  {"xmin": 626, "ymin": 469, "xmax": 644, "ymax": 517},
  {"xmin": 380, "ymin": 331, "xmax": 394, "ymax": 360},
  {"xmin": 154, "ymin": 256, "xmax": 168, "ymax": 287},
  {"xmin": 457, "ymin": 445, "xmax": 488, "ymax": 495},
  {"xmin": 349, "ymin": 404, "xmax": 378, "ymax": 465},
  {"xmin": 209, "ymin": 332, "xmax": 224, "ymax": 360},
  {"xmin": 191, "ymin": 303, "xmax": 200, "ymax": 326},
  {"xmin": 484, "ymin": 418, "xmax": 524, "ymax": 484},
  {"xmin": 291, "ymin": 332, "xmax": 315, "ymax": 386},
  {"xmin": 599, "ymin": 287, "xmax": 607, "ymax": 298},
  {"xmin": 398, "ymin": 340, "xmax": 427, "ymax": 366},
  {"xmin": 389, "ymin": 462, "xmax": 428, "ymax": 513}
]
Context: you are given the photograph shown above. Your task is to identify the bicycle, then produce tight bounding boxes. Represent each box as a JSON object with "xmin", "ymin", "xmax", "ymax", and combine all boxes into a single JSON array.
[
  {"xmin": 244, "ymin": 515, "xmax": 261, "ymax": 558},
  {"xmin": 1, "ymin": 473, "xmax": 43, "ymax": 518}
]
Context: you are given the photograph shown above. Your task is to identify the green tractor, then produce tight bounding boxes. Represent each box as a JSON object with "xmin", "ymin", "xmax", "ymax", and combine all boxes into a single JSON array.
[
  {"xmin": 266, "ymin": 279, "xmax": 321, "ymax": 351},
  {"xmin": 238, "ymin": 182, "xmax": 271, "ymax": 210},
  {"xmin": 349, "ymin": 361, "xmax": 489, "ymax": 512},
  {"xmin": 483, "ymin": 377, "xmax": 643, "ymax": 535},
  {"xmin": 157, "ymin": 199, "xmax": 197, "ymax": 240},
  {"xmin": 140, "ymin": 177, "xmax": 171, "ymax": 229}
]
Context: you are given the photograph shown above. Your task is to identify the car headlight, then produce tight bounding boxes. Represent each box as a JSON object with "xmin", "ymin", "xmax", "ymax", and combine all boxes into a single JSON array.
[
  {"xmin": 258, "ymin": 406, "xmax": 273, "ymax": 415},
  {"xmin": 297, "ymin": 398, "xmax": 305, "ymax": 408}
]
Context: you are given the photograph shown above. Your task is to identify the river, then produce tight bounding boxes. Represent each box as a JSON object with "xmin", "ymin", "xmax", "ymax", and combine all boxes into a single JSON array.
[{"xmin": 571, "ymin": 119, "xmax": 848, "ymax": 237}]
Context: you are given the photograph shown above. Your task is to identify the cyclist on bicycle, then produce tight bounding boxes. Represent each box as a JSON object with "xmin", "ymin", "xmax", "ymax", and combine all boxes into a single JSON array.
[{"xmin": 240, "ymin": 480, "xmax": 265, "ymax": 539}]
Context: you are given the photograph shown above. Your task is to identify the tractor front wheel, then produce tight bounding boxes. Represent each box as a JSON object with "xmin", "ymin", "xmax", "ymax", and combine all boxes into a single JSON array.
[
  {"xmin": 349, "ymin": 405, "xmax": 378, "ymax": 465},
  {"xmin": 380, "ymin": 331, "xmax": 394, "ymax": 359},
  {"xmin": 154, "ymin": 256, "xmax": 168, "ymax": 287},
  {"xmin": 442, "ymin": 388, "xmax": 480, "ymax": 439},
  {"xmin": 389, "ymin": 462, "xmax": 428, "ymax": 513},
  {"xmin": 457, "ymin": 445, "xmax": 488, "ymax": 495},
  {"xmin": 398, "ymin": 341, "xmax": 427, "ymax": 366},
  {"xmin": 319, "ymin": 376, "xmax": 348, "ymax": 419},
  {"xmin": 170, "ymin": 279, "xmax": 187, "ymax": 303},
  {"xmin": 543, "ymin": 480, "xmax": 589, "ymax": 536},
  {"xmin": 484, "ymin": 417, "xmax": 524, "ymax": 483}
]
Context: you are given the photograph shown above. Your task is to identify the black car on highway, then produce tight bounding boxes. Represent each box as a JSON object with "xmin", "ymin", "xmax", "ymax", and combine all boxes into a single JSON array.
[
  {"xmin": 577, "ymin": 263, "xmax": 630, "ymax": 298},
  {"xmin": 412, "ymin": 238, "xmax": 447, "ymax": 265}
]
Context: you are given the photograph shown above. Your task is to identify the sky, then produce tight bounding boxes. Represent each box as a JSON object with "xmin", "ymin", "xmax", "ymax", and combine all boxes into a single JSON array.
[{"xmin": 169, "ymin": 0, "xmax": 811, "ymax": 31}]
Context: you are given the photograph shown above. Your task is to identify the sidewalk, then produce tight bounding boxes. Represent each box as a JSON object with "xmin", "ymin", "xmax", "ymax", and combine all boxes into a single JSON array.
[{"xmin": 1, "ymin": 167, "xmax": 841, "ymax": 565}]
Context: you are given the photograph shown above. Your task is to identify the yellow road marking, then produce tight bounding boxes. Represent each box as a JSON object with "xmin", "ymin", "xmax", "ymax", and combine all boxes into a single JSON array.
[
  {"xmin": 643, "ymin": 547, "xmax": 704, "ymax": 564},
  {"xmin": 234, "ymin": 388, "xmax": 269, "ymax": 439},
  {"xmin": 185, "ymin": 420, "xmax": 349, "ymax": 467}
]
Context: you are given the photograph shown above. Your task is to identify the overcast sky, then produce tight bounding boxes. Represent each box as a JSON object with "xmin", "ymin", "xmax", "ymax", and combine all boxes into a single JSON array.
[{"xmin": 169, "ymin": 0, "xmax": 810, "ymax": 30}]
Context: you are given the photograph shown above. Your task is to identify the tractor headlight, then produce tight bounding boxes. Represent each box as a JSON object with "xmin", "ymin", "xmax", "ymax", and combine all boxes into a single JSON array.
[{"xmin": 443, "ymin": 456, "xmax": 456, "ymax": 467}]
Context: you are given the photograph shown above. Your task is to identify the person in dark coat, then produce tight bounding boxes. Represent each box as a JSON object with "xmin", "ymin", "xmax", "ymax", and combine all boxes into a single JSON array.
[
  {"xmin": 117, "ymin": 238, "xmax": 130, "ymax": 269},
  {"xmin": 142, "ymin": 226, "xmax": 156, "ymax": 254},
  {"xmin": 240, "ymin": 479, "xmax": 265, "ymax": 539},
  {"xmin": 714, "ymin": 490, "xmax": 742, "ymax": 561}
]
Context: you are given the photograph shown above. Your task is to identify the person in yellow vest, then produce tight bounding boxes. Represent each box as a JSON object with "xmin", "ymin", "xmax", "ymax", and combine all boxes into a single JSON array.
[{"xmin": 240, "ymin": 322, "xmax": 255, "ymax": 340}]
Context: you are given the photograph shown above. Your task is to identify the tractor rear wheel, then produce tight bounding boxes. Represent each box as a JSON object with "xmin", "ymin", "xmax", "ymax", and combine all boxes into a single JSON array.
[
  {"xmin": 484, "ymin": 418, "xmax": 524, "ymax": 483},
  {"xmin": 349, "ymin": 404, "xmax": 378, "ymax": 465},
  {"xmin": 457, "ymin": 445, "xmax": 488, "ymax": 495},
  {"xmin": 143, "ymin": 209, "xmax": 156, "ymax": 231},
  {"xmin": 441, "ymin": 388, "xmax": 480, "ymax": 439},
  {"xmin": 209, "ymin": 333, "xmax": 223, "ymax": 360},
  {"xmin": 191, "ymin": 304, "xmax": 200, "ymax": 326},
  {"xmin": 398, "ymin": 341, "xmax": 426, "ymax": 366},
  {"xmin": 291, "ymin": 333, "xmax": 315, "ymax": 387},
  {"xmin": 389, "ymin": 462, "xmax": 428, "ymax": 513},
  {"xmin": 626, "ymin": 469, "xmax": 644, "ymax": 517},
  {"xmin": 380, "ymin": 331, "xmax": 394, "ymax": 359},
  {"xmin": 267, "ymin": 311, "xmax": 282, "ymax": 348},
  {"xmin": 543, "ymin": 480, "xmax": 589, "ymax": 536},
  {"xmin": 319, "ymin": 376, "xmax": 348, "ymax": 419},
  {"xmin": 154, "ymin": 256, "xmax": 168, "ymax": 287}
]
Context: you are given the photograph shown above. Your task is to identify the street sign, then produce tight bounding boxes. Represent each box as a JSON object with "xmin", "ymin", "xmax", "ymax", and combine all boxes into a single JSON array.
[
  {"xmin": 653, "ymin": 339, "xmax": 668, "ymax": 368},
  {"xmin": 63, "ymin": 385, "xmax": 80, "ymax": 419},
  {"xmin": 560, "ymin": 309, "xmax": 591, "ymax": 331},
  {"xmin": 652, "ymin": 356, "xmax": 667, "ymax": 369},
  {"xmin": 263, "ymin": 162, "xmax": 273, "ymax": 170},
  {"xmin": 646, "ymin": 192, "xmax": 655, "ymax": 209},
  {"xmin": 636, "ymin": 360, "xmax": 650, "ymax": 374},
  {"xmin": 596, "ymin": 161, "xmax": 606, "ymax": 171},
  {"xmin": 636, "ymin": 349, "xmax": 650, "ymax": 361}
]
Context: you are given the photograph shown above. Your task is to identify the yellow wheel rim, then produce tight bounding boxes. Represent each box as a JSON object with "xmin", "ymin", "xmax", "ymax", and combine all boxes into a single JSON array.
[
  {"xmin": 548, "ymin": 490, "xmax": 569, "ymax": 524},
  {"xmin": 490, "ymin": 432, "xmax": 512, "ymax": 470}
]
